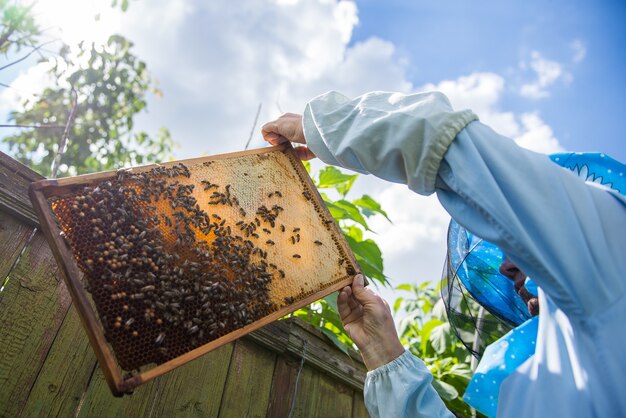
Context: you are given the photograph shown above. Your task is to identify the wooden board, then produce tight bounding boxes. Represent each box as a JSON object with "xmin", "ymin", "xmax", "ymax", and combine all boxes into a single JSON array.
[
  {"xmin": 352, "ymin": 392, "xmax": 371, "ymax": 418},
  {"xmin": 147, "ymin": 342, "xmax": 234, "ymax": 417},
  {"xmin": 28, "ymin": 144, "xmax": 361, "ymax": 395},
  {"xmin": 0, "ymin": 225, "xmax": 73, "ymax": 416},
  {"xmin": 218, "ymin": 339, "xmax": 276, "ymax": 417},
  {"xmin": 20, "ymin": 305, "xmax": 97, "ymax": 418},
  {"xmin": 266, "ymin": 355, "xmax": 301, "ymax": 417},
  {"xmin": 281, "ymin": 364, "xmax": 353, "ymax": 418},
  {"xmin": 0, "ymin": 151, "xmax": 43, "ymax": 226},
  {"xmin": 0, "ymin": 211, "xmax": 36, "ymax": 287}
]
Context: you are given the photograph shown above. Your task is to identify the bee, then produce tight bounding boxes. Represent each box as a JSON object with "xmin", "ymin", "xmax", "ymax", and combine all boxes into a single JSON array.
[{"xmin": 155, "ymin": 333, "xmax": 165, "ymax": 345}]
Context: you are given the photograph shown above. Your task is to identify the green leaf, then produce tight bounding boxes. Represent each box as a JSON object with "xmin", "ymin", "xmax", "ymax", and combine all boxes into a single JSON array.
[
  {"xmin": 420, "ymin": 319, "xmax": 444, "ymax": 354},
  {"xmin": 430, "ymin": 322, "xmax": 453, "ymax": 354},
  {"xmin": 344, "ymin": 235, "xmax": 386, "ymax": 284},
  {"xmin": 393, "ymin": 297, "xmax": 404, "ymax": 313},
  {"xmin": 317, "ymin": 166, "xmax": 357, "ymax": 195},
  {"xmin": 343, "ymin": 225, "xmax": 363, "ymax": 241},
  {"xmin": 444, "ymin": 363, "xmax": 473, "ymax": 380},
  {"xmin": 331, "ymin": 199, "xmax": 369, "ymax": 230},
  {"xmin": 323, "ymin": 294, "xmax": 339, "ymax": 312},
  {"xmin": 352, "ymin": 195, "xmax": 391, "ymax": 222},
  {"xmin": 431, "ymin": 379, "xmax": 459, "ymax": 401},
  {"xmin": 431, "ymin": 299, "xmax": 448, "ymax": 321},
  {"xmin": 395, "ymin": 283, "xmax": 413, "ymax": 292}
]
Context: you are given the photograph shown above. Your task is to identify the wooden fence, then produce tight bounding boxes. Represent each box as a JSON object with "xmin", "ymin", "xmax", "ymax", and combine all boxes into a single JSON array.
[{"xmin": 0, "ymin": 151, "xmax": 369, "ymax": 418}]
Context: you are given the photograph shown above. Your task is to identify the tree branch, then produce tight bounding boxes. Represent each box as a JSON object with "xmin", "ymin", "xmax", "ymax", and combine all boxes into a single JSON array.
[
  {"xmin": 0, "ymin": 39, "xmax": 57, "ymax": 72},
  {"xmin": 50, "ymin": 87, "xmax": 78, "ymax": 178},
  {"xmin": 0, "ymin": 124, "xmax": 65, "ymax": 129}
]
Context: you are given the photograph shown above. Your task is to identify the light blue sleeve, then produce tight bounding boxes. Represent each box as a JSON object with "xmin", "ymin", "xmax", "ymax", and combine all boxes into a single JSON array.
[
  {"xmin": 303, "ymin": 90, "xmax": 626, "ymax": 318},
  {"xmin": 303, "ymin": 90, "xmax": 478, "ymax": 195},
  {"xmin": 302, "ymin": 90, "xmax": 626, "ymax": 415},
  {"xmin": 365, "ymin": 351, "xmax": 455, "ymax": 418}
]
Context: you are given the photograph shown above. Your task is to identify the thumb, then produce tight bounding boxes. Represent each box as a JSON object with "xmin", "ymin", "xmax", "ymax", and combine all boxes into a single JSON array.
[{"xmin": 351, "ymin": 274, "xmax": 377, "ymax": 304}]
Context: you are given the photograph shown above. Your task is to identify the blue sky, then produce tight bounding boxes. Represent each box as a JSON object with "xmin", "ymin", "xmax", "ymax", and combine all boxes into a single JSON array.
[
  {"xmin": 1, "ymin": 0, "xmax": 625, "ymax": 302},
  {"xmin": 353, "ymin": 0, "xmax": 626, "ymax": 160}
]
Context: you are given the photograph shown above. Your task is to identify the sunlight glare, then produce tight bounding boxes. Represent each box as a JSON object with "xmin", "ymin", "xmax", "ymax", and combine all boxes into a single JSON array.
[{"xmin": 27, "ymin": 0, "xmax": 122, "ymax": 47}]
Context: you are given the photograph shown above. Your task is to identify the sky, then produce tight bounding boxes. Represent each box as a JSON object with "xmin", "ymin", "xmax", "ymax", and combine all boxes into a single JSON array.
[{"xmin": 1, "ymin": 0, "xmax": 625, "ymax": 310}]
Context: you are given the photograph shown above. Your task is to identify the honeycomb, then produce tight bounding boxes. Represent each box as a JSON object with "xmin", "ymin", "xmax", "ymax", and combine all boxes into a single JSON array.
[{"xmin": 48, "ymin": 148, "xmax": 356, "ymax": 371}]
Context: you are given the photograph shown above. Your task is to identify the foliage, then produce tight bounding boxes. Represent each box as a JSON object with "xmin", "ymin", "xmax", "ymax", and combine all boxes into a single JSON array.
[
  {"xmin": 0, "ymin": 1, "xmax": 40, "ymax": 55},
  {"xmin": 291, "ymin": 163, "xmax": 391, "ymax": 350},
  {"xmin": 395, "ymin": 281, "xmax": 483, "ymax": 417},
  {"xmin": 3, "ymin": 34, "xmax": 173, "ymax": 177}
]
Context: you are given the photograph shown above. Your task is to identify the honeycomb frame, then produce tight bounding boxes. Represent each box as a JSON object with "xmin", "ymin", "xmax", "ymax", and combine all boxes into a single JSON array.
[{"xmin": 29, "ymin": 144, "xmax": 361, "ymax": 396}]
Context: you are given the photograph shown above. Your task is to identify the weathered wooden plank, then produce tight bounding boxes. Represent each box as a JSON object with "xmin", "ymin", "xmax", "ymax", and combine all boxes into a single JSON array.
[
  {"xmin": 286, "ymin": 320, "xmax": 366, "ymax": 391},
  {"xmin": 0, "ymin": 211, "xmax": 35, "ymax": 282},
  {"xmin": 0, "ymin": 230, "xmax": 71, "ymax": 416},
  {"xmin": 266, "ymin": 355, "xmax": 300, "ymax": 418},
  {"xmin": 0, "ymin": 151, "xmax": 43, "ymax": 227},
  {"xmin": 285, "ymin": 365, "xmax": 321, "ymax": 417},
  {"xmin": 352, "ymin": 391, "xmax": 370, "ymax": 418},
  {"xmin": 248, "ymin": 318, "xmax": 367, "ymax": 392},
  {"xmin": 316, "ymin": 370, "xmax": 353, "ymax": 417},
  {"xmin": 149, "ymin": 343, "xmax": 234, "ymax": 418},
  {"xmin": 74, "ymin": 365, "xmax": 162, "ymax": 418},
  {"xmin": 19, "ymin": 305, "xmax": 97, "ymax": 418},
  {"xmin": 218, "ymin": 339, "xmax": 276, "ymax": 418},
  {"xmin": 285, "ymin": 365, "xmax": 353, "ymax": 418}
]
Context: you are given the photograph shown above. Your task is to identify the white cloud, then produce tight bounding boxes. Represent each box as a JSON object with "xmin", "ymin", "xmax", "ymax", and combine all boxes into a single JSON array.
[
  {"xmin": 27, "ymin": 0, "xmax": 122, "ymax": 46},
  {"xmin": 423, "ymin": 72, "xmax": 563, "ymax": 154},
  {"xmin": 519, "ymin": 51, "xmax": 569, "ymax": 99},
  {"xmin": 0, "ymin": 62, "xmax": 53, "ymax": 118},
  {"xmin": 422, "ymin": 72, "xmax": 519, "ymax": 138},
  {"xmin": 514, "ymin": 112, "xmax": 563, "ymax": 154},
  {"xmin": 110, "ymin": 0, "xmax": 413, "ymax": 154},
  {"xmin": 1, "ymin": 0, "xmax": 565, "ymax": 293},
  {"xmin": 570, "ymin": 39, "xmax": 587, "ymax": 63}
]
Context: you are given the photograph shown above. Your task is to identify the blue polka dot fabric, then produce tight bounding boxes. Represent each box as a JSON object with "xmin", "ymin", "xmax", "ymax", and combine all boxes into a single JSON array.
[
  {"xmin": 550, "ymin": 152, "xmax": 626, "ymax": 195},
  {"xmin": 463, "ymin": 316, "xmax": 539, "ymax": 418}
]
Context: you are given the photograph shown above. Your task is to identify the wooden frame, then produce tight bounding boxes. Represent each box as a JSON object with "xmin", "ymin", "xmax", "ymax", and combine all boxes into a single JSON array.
[{"xmin": 29, "ymin": 144, "xmax": 361, "ymax": 396}]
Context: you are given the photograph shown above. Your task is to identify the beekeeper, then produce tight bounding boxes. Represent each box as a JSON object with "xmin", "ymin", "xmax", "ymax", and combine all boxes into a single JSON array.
[{"xmin": 261, "ymin": 90, "xmax": 626, "ymax": 417}]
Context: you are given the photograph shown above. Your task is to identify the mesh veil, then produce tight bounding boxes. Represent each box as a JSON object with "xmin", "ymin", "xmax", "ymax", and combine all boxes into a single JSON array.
[{"xmin": 441, "ymin": 220, "xmax": 531, "ymax": 359}]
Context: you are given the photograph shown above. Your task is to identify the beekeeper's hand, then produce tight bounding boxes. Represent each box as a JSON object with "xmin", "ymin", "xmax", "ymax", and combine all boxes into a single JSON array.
[
  {"xmin": 337, "ymin": 274, "xmax": 405, "ymax": 371},
  {"xmin": 261, "ymin": 113, "xmax": 316, "ymax": 160}
]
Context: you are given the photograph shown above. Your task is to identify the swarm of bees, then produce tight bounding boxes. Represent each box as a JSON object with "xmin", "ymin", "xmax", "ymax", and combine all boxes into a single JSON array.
[{"xmin": 50, "ymin": 163, "xmax": 322, "ymax": 371}]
